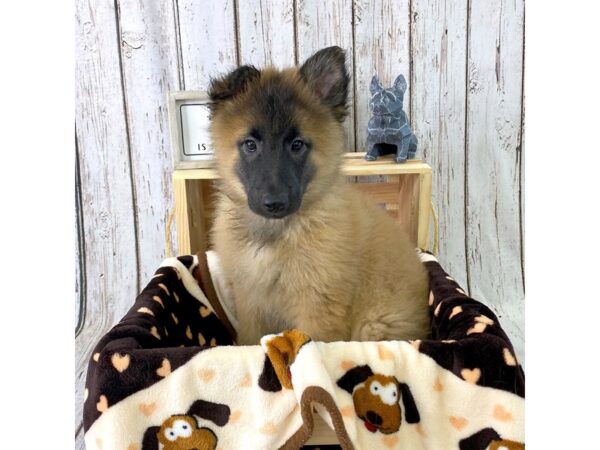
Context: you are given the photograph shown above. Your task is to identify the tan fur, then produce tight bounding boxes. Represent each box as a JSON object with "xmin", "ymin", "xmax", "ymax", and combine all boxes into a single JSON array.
[{"xmin": 210, "ymin": 68, "xmax": 429, "ymax": 344}]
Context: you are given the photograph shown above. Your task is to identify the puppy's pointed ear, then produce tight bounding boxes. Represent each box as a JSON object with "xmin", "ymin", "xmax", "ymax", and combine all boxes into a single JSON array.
[
  {"xmin": 399, "ymin": 383, "xmax": 420, "ymax": 424},
  {"xmin": 208, "ymin": 65, "xmax": 261, "ymax": 111},
  {"xmin": 299, "ymin": 46, "xmax": 349, "ymax": 122}
]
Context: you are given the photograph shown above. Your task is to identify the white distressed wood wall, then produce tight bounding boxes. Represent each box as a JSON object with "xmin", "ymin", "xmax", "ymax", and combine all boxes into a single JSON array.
[{"xmin": 75, "ymin": 0, "xmax": 524, "ymax": 447}]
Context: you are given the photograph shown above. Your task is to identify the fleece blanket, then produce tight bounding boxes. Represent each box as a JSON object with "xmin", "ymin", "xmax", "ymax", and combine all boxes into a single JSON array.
[{"xmin": 83, "ymin": 251, "xmax": 524, "ymax": 450}]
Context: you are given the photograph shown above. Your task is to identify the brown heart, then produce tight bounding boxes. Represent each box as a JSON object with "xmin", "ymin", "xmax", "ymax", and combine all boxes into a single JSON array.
[
  {"xmin": 198, "ymin": 368, "xmax": 215, "ymax": 382},
  {"xmin": 433, "ymin": 377, "xmax": 443, "ymax": 392},
  {"xmin": 111, "ymin": 353, "xmax": 130, "ymax": 373},
  {"xmin": 229, "ymin": 410, "xmax": 242, "ymax": 423}
]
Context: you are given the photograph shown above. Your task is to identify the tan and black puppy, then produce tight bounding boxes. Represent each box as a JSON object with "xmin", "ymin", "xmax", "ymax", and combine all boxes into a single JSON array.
[{"xmin": 208, "ymin": 46, "xmax": 429, "ymax": 344}]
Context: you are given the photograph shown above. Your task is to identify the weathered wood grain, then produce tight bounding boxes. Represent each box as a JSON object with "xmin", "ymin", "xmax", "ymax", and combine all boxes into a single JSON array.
[
  {"xmin": 118, "ymin": 0, "xmax": 181, "ymax": 283},
  {"xmin": 411, "ymin": 0, "xmax": 469, "ymax": 287},
  {"xmin": 296, "ymin": 0, "xmax": 355, "ymax": 151},
  {"xmin": 177, "ymin": 0, "xmax": 238, "ymax": 89},
  {"xmin": 75, "ymin": 0, "xmax": 138, "ymax": 447},
  {"xmin": 353, "ymin": 0, "xmax": 411, "ymax": 153},
  {"xmin": 466, "ymin": 0, "xmax": 525, "ymax": 361},
  {"xmin": 237, "ymin": 0, "xmax": 295, "ymax": 67}
]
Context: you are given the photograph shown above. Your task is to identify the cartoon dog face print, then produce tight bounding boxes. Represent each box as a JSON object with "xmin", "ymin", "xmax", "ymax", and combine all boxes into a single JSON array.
[
  {"xmin": 142, "ymin": 399, "xmax": 231, "ymax": 450},
  {"xmin": 157, "ymin": 415, "xmax": 217, "ymax": 450},
  {"xmin": 337, "ymin": 365, "xmax": 420, "ymax": 434}
]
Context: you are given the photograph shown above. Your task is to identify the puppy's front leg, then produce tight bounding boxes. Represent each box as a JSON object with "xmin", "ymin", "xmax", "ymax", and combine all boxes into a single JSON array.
[{"xmin": 234, "ymin": 297, "xmax": 267, "ymax": 345}]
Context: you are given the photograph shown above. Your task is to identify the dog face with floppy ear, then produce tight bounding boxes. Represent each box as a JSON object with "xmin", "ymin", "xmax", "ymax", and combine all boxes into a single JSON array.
[
  {"xmin": 336, "ymin": 365, "xmax": 420, "ymax": 435},
  {"xmin": 207, "ymin": 46, "xmax": 350, "ymax": 221}
]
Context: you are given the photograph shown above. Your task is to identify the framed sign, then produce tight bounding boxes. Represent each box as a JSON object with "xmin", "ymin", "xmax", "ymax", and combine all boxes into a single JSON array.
[{"xmin": 167, "ymin": 90, "xmax": 214, "ymax": 169}]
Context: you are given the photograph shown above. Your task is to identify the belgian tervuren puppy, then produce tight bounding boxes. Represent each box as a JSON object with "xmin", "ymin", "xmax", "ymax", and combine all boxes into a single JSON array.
[{"xmin": 208, "ymin": 47, "xmax": 429, "ymax": 344}]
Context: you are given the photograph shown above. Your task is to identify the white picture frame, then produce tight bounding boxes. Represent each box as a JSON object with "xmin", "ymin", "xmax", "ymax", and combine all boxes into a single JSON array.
[{"xmin": 167, "ymin": 90, "xmax": 214, "ymax": 170}]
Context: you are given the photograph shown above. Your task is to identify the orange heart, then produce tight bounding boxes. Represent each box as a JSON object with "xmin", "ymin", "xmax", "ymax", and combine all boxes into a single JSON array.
[
  {"xmin": 138, "ymin": 402, "xmax": 157, "ymax": 417},
  {"xmin": 378, "ymin": 344, "xmax": 394, "ymax": 360},
  {"xmin": 156, "ymin": 358, "xmax": 171, "ymax": 377},
  {"xmin": 449, "ymin": 416, "xmax": 468, "ymax": 430},
  {"xmin": 341, "ymin": 360, "xmax": 356, "ymax": 371},
  {"xmin": 433, "ymin": 377, "xmax": 443, "ymax": 392},
  {"xmin": 171, "ymin": 313, "xmax": 179, "ymax": 324},
  {"xmin": 493, "ymin": 404, "xmax": 513, "ymax": 422},
  {"xmin": 185, "ymin": 326, "xmax": 193, "ymax": 340},
  {"xmin": 137, "ymin": 307, "xmax": 154, "ymax": 316},
  {"xmin": 93, "ymin": 352, "xmax": 100, "ymax": 362},
  {"xmin": 96, "ymin": 395, "xmax": 108, "ymax": 412},
  {"xmin": 383, "ymin": 435, "xmax": 400, "ymax": 448},
  {"xmin": 150, "ymin": 326, "xmax": 161, "ymax": 340},
  {"xmin": 475, "ymin": 315, "xmax": 494, "ymax": 325},
  {"xmin": 111, "ymin": 353, "xmax": 130, "ymax": 373},
  {"xmin": 461, "ymin": 368, "xmax": 481, "ymax": 384},
  {"xmin": 415, "ymin": 423, "xmax": 426, "ymax": 437},
  {"xmin": 127, "ymin": 444, "xmax": 139, "ymax": 450},
  {"xmin": 340, "ymin": 405, "xmax": 355, "ymax": 417},
  {"xmin": 240, "ymin": 373, "xmax": 252, "ymax": 387},
  {"xmin": 152, "ymin": 296, "xmax": 164, "ymax": 308},
  {"xmin": 173, "ymin": 292, "xmax": 180, "ymax": 303},
  {"xmin": 503, "ymin": 348, "xmax": 517, "ymax": 366},
  {"xmin": 210, "ymin": 337, "xmax": 217, "ymax": 347},
  {"xmin": 449, "ymin": 306, "xmax": 463, "ymax": 319},
  {"xmin": 259, "ymin": 422, "xmax": 276, "ymax": 435},
  {"xmin": 198, "ymin": 333, "xmax": 207, "ymax": 346},
  {"xmin": 199, "ymin": 306, "xmax": 212, "ymax": 318},
  {"xmin": 229, "ymin": 410, "xmax": 242, "ymax": 423},
  {"xmin": 467, "ymin": 322, "xmax": 486, "ymax": 335},
  {"xmin": 199, "ymin": 369, "xmax": 215, "ymax": 382},
  {"xmin": 158, "ymin": 283, "xmax": 170, "ymax": 296},
  {"xmin": 96, "ymin": 438, "xmax": 103, "ymax": 449},
  {"xmin": 428, "ymin": 291, "xmax": 435, "ymax": 306}
]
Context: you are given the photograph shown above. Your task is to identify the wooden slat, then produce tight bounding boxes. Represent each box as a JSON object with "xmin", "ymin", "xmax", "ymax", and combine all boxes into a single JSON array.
[
  {"xmin": 237, "ymin": 0, "xmax": 295, "ymax": 67},
  {"xmin": 75, "ymin": 0, "xmax": 139, "ymax": 447},
  {"xmin": 118, "ymin": 0, "xmax": 181, "ymax": 283},
  {"xmin": 174, "ymin": 157, "xmax": 431, "ymax": 180},
  {"xmin": 296, "ymin": 0, "xmax": 355, "ymax": 151},
  {"xmin": 466, "ymin": 0, "xmax": 525, "ymax": 361},
  {"xmin": 177, "ymin": 0, "xmax": 238, "ymax": 89},
  {"xmin": 353, "ymin": 0, "xmax": 411, "ymax": 154},
  {"xmin": 411, "ymin": 0, "xmax": 469, "ymax": 285}
]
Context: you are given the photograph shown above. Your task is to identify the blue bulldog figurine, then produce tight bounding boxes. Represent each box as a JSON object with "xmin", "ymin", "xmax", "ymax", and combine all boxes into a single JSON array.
[{"xmin": 366, "ymin": 74, "xmax": 417, "ymax": 163}]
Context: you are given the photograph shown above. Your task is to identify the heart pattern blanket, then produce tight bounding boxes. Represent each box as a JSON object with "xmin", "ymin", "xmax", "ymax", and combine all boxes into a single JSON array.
[{"xmin": 83, "ymin": 251, "xmax": 524, "ymax": 450}]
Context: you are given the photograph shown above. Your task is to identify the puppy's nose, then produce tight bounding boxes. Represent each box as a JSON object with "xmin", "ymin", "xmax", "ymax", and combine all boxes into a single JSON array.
[
  {"xmin": 262, "ymin": 193, "xmax": 289, "ymax": 214},
  {"xmin": 366, "ymin": 410, "xmax": 383, "ymax": 426}
]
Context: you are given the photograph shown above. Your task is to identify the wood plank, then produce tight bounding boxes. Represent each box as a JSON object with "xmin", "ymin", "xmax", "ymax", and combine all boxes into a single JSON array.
[
  {"xmin": 75, "ymin": 0, "xmax": 138, "ymax": 444},
  {"xmin": 411, "ymin": 0, "xmax": 469, "ymax": 285},
  {"xmin": 466, "ymin": 0, "xmax": 525, "ymax": 361},
  {"xmin": 173, "ymin": 157, "xmax": 431, "ymax": 180},
  {"xmin": 296, "ymin": 0, "xmax": 355, "ymax": 151},
  {"xmin": 353, "ymin": 0, "xmax": 411, "ymax": 154},
  {"xmin": 118, "ymin": 0, "xmax": 181, "ymax": 280},
  {"xmin": 177, "ymin": 0, "xmax": 238, "ymax": 89},
  {"xmin": 237, "ymin": 0, "xmax": 295, "ymax": 68}
]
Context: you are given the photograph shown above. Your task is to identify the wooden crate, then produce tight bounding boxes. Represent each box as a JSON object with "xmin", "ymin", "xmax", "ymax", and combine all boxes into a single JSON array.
[{"xmin": 173, "ymin": 153, "xmax": 433, "ymax": 255}]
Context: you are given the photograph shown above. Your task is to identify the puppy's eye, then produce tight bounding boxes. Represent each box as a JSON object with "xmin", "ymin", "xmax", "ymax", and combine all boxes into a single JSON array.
[
  {"xmin": 244, "ymin": 139, "xmax": 257, "ymax": 152},
  {"xmin": 291, "ymin": 139, "xmax": 304, "ymax": 152}
]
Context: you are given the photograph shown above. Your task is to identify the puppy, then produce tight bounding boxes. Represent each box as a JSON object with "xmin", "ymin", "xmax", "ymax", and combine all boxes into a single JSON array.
[{"xmin": 208, "ymin": 46, "xmax": 429, "ymax": 344}]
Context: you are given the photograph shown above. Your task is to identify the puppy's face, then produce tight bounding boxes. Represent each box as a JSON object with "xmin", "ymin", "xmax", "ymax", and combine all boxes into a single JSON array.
[
  {"xmin": 353, "ymin": 374, "xmax": 402, "ymax": 434},
  {"xmin": 208, "ymin": 47, "xmax": 349, "ymax": 220}
]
